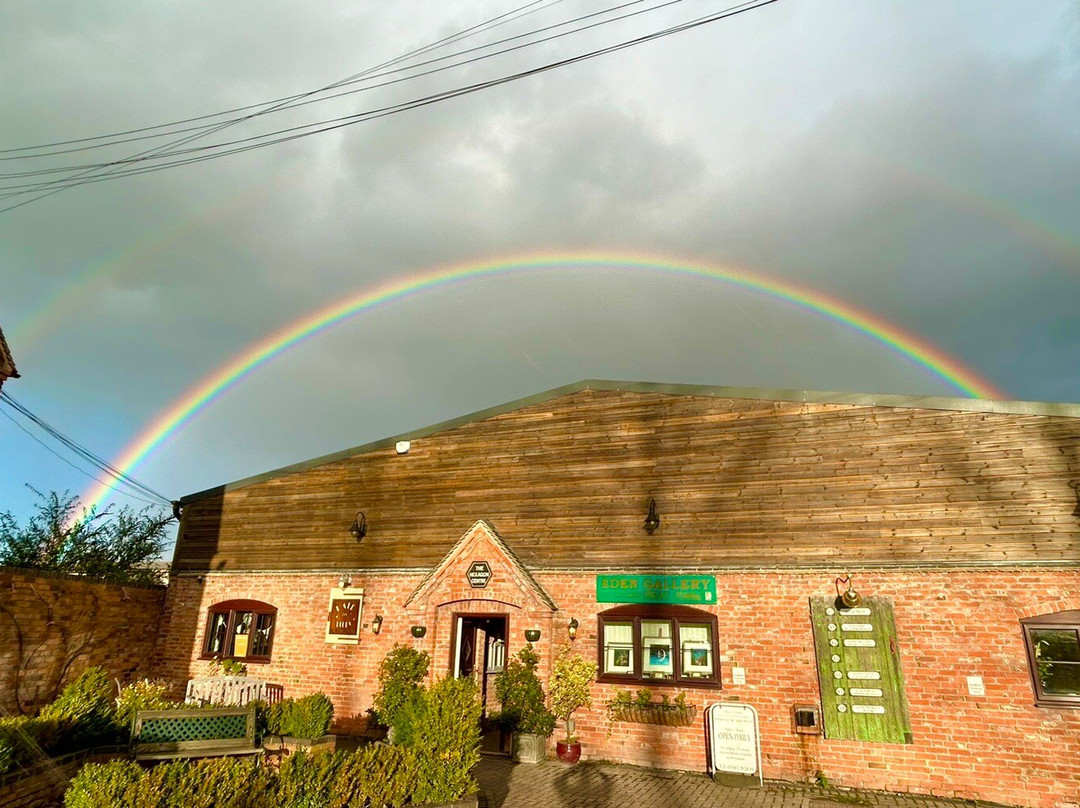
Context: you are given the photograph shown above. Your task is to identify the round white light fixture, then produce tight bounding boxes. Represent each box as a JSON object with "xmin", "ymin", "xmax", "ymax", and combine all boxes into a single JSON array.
[{"xmin": 395, "ymin": 440, "xmax": 410, "ymax": 455}]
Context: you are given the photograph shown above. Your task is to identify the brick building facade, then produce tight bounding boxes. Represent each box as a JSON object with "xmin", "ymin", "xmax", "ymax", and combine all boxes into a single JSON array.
[{"xmin": 155, "ymin": 381, "xmax": 1080, "ymax": 807}]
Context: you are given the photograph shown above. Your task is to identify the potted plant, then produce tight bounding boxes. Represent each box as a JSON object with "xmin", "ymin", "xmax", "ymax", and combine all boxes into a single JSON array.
[
  {"xmin": 548, "ymin": 646, "xmax": 596, "ymax": 764},
  {"xmin": 493, "ymin": 644, "xmax": 556, "ymax": 763}
]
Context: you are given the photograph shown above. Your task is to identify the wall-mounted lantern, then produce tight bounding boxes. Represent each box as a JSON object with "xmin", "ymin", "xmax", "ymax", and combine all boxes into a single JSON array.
[
  {"xmin": 411, "ymin": 625, "xmax": 427, "ymax": 639},
  {"xmin": 567, "ymin": 618, "xmax": 579, "ymax": 642},
  {"xmin": 644, "ymin": 499, "xmax": 660, "ymax": 535},
  {"xmin": 371, "ymin": 614, "xmax": 383, "ymax": 635},
  {"xmin": 338, "ymin": 573, "xmax": 352, "ymax": 589},
  {"xmin": 350, "ymin": 512, "xmax": 367, "ymax": 541},
  {"xmin": 524, "ymin": 629, "xmax": 541, "ymax": 643},
  {"xmin": 834, "ymin": 574, "xmax": 863, "ymax": 609}
]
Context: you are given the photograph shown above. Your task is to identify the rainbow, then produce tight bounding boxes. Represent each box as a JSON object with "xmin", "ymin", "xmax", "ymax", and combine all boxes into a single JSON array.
[{"xmin": 80, "ymin": 252, "xmax": 1004, "ymax": 513}]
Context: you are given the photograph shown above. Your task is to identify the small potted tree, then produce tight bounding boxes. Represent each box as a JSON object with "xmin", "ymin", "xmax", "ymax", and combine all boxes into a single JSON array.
[
  {"xmin": 493, "ymin": 644, "xmax": 555, "ymax": 763},
  {"xmin": 549, "ymin": 646, "xmax": 596, "ymax": 764}
]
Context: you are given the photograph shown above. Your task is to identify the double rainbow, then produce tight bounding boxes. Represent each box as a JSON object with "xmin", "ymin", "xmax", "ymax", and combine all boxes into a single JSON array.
[{"xmin": 80, "ymin": 252, "xmax": 1003, "ymax": 512}]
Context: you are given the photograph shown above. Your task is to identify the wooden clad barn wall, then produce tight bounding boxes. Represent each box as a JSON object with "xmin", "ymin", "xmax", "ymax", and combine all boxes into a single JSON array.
[{"xmin": 173, "ymin": 389, "xmax": 1080, "ymax": 572}]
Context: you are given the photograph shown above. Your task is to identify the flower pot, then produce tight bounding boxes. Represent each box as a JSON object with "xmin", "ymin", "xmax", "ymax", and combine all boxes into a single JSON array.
[
  {"xmin": 555, "ymin": 741, "xmax": 581, "ymax": 764},
  {"xmin": 511, "ymin": 732, "xmax": 547, "ymax": 764}
]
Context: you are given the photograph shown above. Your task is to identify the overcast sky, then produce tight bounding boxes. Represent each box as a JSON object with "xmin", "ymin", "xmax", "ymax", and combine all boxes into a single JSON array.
[{"xmin": 2, "ymin": 0, "xmax": 1079, "ymax": 533}]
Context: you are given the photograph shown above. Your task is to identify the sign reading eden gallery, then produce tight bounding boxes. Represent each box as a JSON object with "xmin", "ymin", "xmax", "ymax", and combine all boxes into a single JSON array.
[{"xmin": 596, "ymin": 574, "xmax": 716, "ymax": 605}]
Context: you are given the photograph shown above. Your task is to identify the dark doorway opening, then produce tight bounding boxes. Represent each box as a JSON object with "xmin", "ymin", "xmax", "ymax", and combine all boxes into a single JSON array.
[{"xmin": 452, "ymin": 614, "xmax": 509, "ymax": 754}]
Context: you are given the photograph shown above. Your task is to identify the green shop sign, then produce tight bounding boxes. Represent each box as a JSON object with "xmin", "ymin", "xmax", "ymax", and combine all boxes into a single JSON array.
[{"xmin": 596, "ymin": 574, "xmax": 716, "ymax": 605}]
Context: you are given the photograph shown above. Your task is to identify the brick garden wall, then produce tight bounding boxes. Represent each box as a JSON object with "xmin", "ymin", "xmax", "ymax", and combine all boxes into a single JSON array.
[
  {"xmin": 0, "ymin": 567, "xmax": 166, "ymax": 715},
  {"xmin": 154, "ymin": 565, "xmax": 1080, "ymax": 808}
]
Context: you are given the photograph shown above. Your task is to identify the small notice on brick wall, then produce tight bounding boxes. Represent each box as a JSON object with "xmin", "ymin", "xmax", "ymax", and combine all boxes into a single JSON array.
[{"xmin": 325, "ymin": 587, "xmax": 364, "ymax": 645}]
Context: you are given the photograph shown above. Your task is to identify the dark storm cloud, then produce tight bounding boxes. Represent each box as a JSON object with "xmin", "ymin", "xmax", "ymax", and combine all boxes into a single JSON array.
[{"xmin": 2, "ymin": 1, "xmax": 1079, "ymax": 519}]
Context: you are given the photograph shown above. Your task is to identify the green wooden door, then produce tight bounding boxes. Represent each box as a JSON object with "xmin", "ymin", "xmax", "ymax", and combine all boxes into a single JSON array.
[{"xmin": 809, "ymin": 596, "xmax": 912, "ymax": 743}]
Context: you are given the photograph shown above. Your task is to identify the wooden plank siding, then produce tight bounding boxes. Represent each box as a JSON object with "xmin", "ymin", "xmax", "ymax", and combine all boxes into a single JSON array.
[{"xmin": 172, "ymin": 388, "xmax": 1080, "ymax": 572}]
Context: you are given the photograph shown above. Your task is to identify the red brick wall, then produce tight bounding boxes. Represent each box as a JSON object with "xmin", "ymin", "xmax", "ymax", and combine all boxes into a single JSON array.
[
  {"xmin": 0, "ymin": 567, "xmax": 165, "ymax": 715},
  {"xmin": 0, "ymin": 751, "xmax": 123, "ymax": 808},
  {"xmin": 153, "ymin": 571, "xmax": 426, "ymax": 731},
  {"xmin": 537, "ymin": 569, "xmax": 1080, "ymax": 808},
  {"xmin": 154, "ymin": 565, "xmax": 1080, "ymax": 808}
]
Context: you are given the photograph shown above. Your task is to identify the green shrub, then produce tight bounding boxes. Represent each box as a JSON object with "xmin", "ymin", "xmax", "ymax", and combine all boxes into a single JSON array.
[
  {"xmin": 275, "ymin": 749, "xmax": 342, "ymax": 807},
  {"xmin": 64, "ymin": 759, "xmax": 143, "ymax": 808},
  {"xmin": 492, "ymin": 644, "xmax": 556, "ymax": 736},
  {"xmin": 404, "ymin": 676, "xmax": 482, "ymax": 805},
  {"xmin": 262, "ymin": 693, "xmax": 333, "ymax": 740},
  {"xmin": 0, "ymin": 716, "xmax": 63, "ymax": 775},
  {"xmin": 372, "ymin": 645, "xmax": 430, "ymax": 729},
  {"xmin": 62, "ymin": 714, "xmax": 474, "ymax": 806},
  {"xmin": 287, "ymin": 694, "xmax": 334, "ymax": 739},
  {"xmin": 114, "ymin": 679, "xmax": 175, "ymax": 733},
  {"xmin": 548, "ymin": 647, "xmax": 596, "ymax": 743},
  {"xmin": 39, "ymin": 667, "xmax": 117, "ymax": 747},
  {"xmin": 336, "ymin": 743, "xmax": 418, "ymax": 808}
]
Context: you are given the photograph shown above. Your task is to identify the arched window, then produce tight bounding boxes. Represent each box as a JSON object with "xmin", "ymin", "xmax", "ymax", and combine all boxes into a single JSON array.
[
  {"xmin": 597, "ymin": 604, "xmax": 720, "ymax": 688},
  {"xmin": 202, "ymin": 599, "xmax": 277, "ymax": 663},
  {"xmin": 1021, "ymin": 610, "xmax": 1080, "ymax": 708}
]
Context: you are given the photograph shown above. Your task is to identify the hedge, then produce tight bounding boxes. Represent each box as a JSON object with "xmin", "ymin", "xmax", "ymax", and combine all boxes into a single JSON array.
[
  {"xmin": 264, "ymin": 693, "xmax": 334, "ymax": 740},
  {"xmin": 65, "ymin": 746, "xmax": 448, "ymax": 808}
]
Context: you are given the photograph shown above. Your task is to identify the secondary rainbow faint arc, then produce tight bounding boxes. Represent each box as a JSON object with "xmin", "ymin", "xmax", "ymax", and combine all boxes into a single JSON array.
[{"xmin": 81, "ymin": 253, "xmax": 1004, "ymax": 513}]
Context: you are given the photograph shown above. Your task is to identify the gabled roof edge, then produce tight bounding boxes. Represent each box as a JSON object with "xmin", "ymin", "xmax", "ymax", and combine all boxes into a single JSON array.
[{"xmin": 180, "ymin": 378, "xmax": 1080, "ymax": 504}]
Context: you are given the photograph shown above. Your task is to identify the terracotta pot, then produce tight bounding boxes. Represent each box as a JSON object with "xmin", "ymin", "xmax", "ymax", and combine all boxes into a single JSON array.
[{"xmin": 555, "ymin": 741, "xmax": 581, "ymax": 764}]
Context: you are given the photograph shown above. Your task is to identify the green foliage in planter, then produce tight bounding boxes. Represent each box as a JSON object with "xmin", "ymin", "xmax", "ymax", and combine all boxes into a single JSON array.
[
  {"xmin": 38, "ymin": 667, "xmax": 117, "ymax": 747},
  {"xmin": 113, "ymin": 680, "xmax": 174, "ymax": 733},
  {"xmin": 605, "ymin": 688, "xmax": 696, "ymax": 728},
  {"xmin": 0, "ymin": 716, "xmax": 63, "ymax": 775},
  {"xmin": 492, "ymin": 644, "xmax": 556, "ymax": 736},
  {"xmin": 372, "ymin": 644, "xmax": 430, "ymax": 729},
  {"xmin": 549, "ymin": 647, "xmax": 596, "ymax": 743},
  {"xmin": 264, "ymin": 693, "xmax": 335, "ymax": 739},
  {"xmin": 402, "ymin": 676, "xmax": 482, "ymax": 805}
]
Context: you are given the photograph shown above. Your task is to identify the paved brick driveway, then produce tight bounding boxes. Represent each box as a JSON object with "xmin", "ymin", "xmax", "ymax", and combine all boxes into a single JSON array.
[{"xmin": 475, "ymin": 756, "xmax": 1016, "ymax": 808}]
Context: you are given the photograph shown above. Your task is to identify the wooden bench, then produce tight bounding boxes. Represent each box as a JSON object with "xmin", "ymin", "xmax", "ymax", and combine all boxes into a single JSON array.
[{"xmin": 131, "ymin": 704, "xmax": 263, "ymax": 761}]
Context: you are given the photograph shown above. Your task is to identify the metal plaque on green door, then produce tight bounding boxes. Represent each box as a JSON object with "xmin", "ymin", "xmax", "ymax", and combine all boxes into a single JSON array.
[
  {"xmin": 809, "ymin": 596, "xmax": 912, "ymax": 744},
  {"xmin": 596, "ymin": 575, "xmax": 716, "ymax": 604}
]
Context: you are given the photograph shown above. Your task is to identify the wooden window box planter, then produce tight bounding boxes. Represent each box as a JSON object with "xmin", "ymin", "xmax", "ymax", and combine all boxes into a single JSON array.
[{"xmin": 608, "ymin": 704, "xmax": 697, "ymax": 727}]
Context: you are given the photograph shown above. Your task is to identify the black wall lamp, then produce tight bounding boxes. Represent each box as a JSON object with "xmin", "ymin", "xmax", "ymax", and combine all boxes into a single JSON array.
[
  {"xmin": 350, "ymin": 512, "xmax": 367, "ymax": 541},
  {"xmin": 834, "ymin": 574, "xmax": 863, "ymax": 609},
  {"xmin": 644, "ymin": 499, "xmax": 660, "ymax": 535},
  {"xmin": 411, "ymin": 625, "xmax": 427, "ymax": 639},
  {"xmin": 371, "ymin": 614, "xmax": 383, "ymax": 635},
  {"xmin": 567, "ymin": 618, "xmax": 579, "ymax": 641},
  {"xmin": 524, "ymin": 629, "xmax": 541, "ymax": 643}
]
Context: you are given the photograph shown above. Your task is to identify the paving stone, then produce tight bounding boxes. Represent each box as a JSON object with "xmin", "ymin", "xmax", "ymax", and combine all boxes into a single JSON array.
[{"xmin": 475, "ymin": 756, "xmax": 1019, "ymax": 808}]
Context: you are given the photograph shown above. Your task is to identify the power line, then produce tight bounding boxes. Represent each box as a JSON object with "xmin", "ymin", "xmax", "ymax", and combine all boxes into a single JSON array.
[
  {"xmin": 0, "ymin": 407, "xmax": 161, "ymax": 508},
  {"xmin": 0, "ymin": 0, "xmax": 567, "ymax": 159},
  {"xmin": 0, "ymin": 0, "xmax": 669, "ymax": 184},
  {"xmin": 0, "ymin": 0, "xmax": 777, "ymax": 213},
  {"xmin": 0, "ymin": 392, "xmax": 172, "ymax": 507}
]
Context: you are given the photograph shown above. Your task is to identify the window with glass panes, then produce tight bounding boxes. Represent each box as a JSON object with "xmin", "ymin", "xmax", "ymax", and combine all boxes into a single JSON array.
[
  {"xmin": 1022, "ymin": 610, "xmax": 1080, "ymax": 708},
  {"xmin": 202, "ymin": 600, "xmax": 277, "ymax": 662},
  {"xmin": 597, "ymin": 604, "xmax": 720, "ymax": 687}
]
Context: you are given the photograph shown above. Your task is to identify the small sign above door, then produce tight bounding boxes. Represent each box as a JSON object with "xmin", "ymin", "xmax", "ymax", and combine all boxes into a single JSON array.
[{"xmin": 467, "ymin": 561, "xmax": 492, "ymax": 588}]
